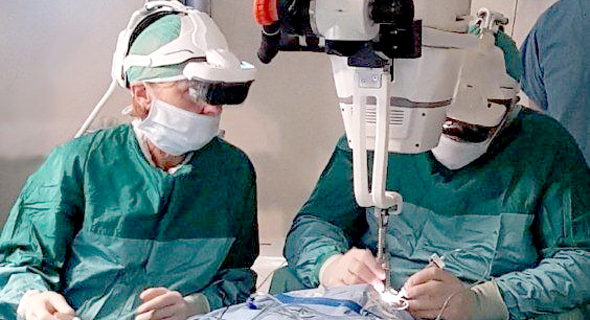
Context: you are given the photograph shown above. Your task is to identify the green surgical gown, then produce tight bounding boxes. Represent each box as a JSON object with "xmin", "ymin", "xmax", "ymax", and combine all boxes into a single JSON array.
[
  {"xmin": 520, "ymin": 0, "xmax": 590, "ymax": 166},
  {"xmin": 285, "ymin": 108, "xmax": 590, "ymax": 319},
  {"xmin": 0, "ymin": 124, "xmax": 259, "ymax": 319}
]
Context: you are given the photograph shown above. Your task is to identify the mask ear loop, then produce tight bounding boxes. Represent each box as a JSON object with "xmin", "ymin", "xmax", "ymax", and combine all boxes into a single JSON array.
[
  {"xmin": 139, "ymin": 81, "xmax": 168, "ymax": 119},
  {"xmin": 481, "ymin": 102, "xmax": 521, "ymax": 152}
]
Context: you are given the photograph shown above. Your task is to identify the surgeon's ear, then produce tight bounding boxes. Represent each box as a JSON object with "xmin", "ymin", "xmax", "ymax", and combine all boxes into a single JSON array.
[{"xmin": 129, "ymin": 82, "xmax": 151, "ymax": 119}]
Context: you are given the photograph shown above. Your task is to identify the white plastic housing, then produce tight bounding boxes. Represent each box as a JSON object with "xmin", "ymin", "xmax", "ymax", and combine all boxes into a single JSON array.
[
  {"xmin": 448, "ymin": 32, "xmax": 519, "ymax": 127},
  {"xmin": 330, "ymin": 32, "xmax": 477, "ymax": 210},
  {"xmin": 321, "ymin": 0, "xmax": 476, "ymax": 210},
  {"xmin": 112, "ymin": 2, "xmax": 248, "ymax": 87},
  {"xmin": 183, "ymin": 49, "xmax": 256, "ymax": 83},
  {"xmin": 331, "ymin": 46, "xmax": 470, "ymax": 154},
  {"xmin": 312, "ymin": 0, "xmax": 379, "ymax": 41}
]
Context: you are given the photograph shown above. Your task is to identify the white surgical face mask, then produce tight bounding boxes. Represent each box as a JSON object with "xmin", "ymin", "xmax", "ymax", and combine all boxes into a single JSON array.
[
  {"xmin": 431, "ymin": 135, "xmax": 492, "ymax": 170},
  {"xmin": 136, "ymin": 99, "xmax": 220, "ymax": 156}
]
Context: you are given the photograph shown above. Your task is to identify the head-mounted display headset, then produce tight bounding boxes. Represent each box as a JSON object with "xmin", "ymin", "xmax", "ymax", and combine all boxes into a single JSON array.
[
  {"xmin": 111, "ymin": 0, "xmax": 256, "ymax": 106},
  {"xmin": 446, "ymin": 32, "xmax": 518, "ymax": 128}
]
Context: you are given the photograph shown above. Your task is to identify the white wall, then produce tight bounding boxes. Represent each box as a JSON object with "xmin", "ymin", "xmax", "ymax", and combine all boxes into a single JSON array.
[
  {"xmin": 0, "ymin": 0, "xmax": 343, "ymax": 256},
  {"xmin": 0, "ymin": 0, "xmax": 559, "ymax": 257},
  {"xmin": 0, "ymin": 1, "xmax": 146, "ymax": 224}
]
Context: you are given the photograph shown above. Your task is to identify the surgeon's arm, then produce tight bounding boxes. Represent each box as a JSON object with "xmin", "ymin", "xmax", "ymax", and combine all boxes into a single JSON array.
[
  {"xmin": 495, "ymin": 140, "xmax": 590, "ymax": 318},
  {"xmin": 0, "ymin": 141, "xmax": 85, "ymax": 313},
  {"xmin": 194, "ymin": 173, "xmax": 259, "ymax": 312},
  {"xmin": 285, "ymin": 136, "xmax": 369, "ymax": 288}
]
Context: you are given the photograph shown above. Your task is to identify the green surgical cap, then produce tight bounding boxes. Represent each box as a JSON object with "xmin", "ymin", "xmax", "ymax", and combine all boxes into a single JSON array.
[
  {"xmin": 469, "ymin": 25, "xmax": 522, "ymax": 82},
  {"xmin": 127, "ymin": 14, "xmax": 184, "ymax": 84}
]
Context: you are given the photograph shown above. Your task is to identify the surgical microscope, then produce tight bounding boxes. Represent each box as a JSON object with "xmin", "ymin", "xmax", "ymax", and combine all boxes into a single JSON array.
[{"xmin": 253, "ymin": 0, "xmax": 508, "ymax": 302}]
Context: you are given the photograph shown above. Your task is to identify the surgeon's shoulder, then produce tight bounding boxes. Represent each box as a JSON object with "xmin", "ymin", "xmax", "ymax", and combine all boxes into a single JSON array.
[
  {"xmin": 37, "ymin": 124, "xmax": 131, "ymax": 172},
  {"xmin": 518, "ymin": 108, "xmax": 583, "ymax": 156},
  {"xmin": 335, "ymin": 134, "xmax": 352, "ymax": 152},
  {"xmin": 533, "ymin": 0, "xmax": 587, "ymax": 39},
  {"xmin": 519, "ymin": 108, "xmax": 570, "ymax": 138},
  {"xmin": 213, "ymin": 137, "xmax": 256, "ymax": 171},
  {"xmin": 67, "ymin": 124, "xmax": 132, "ymax": 149},
  {"xmin": 52, "ymin": 124, "xmax": 132, "ymax": 158}
]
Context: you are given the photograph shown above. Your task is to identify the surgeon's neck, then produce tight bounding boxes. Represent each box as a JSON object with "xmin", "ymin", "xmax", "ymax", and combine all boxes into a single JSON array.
[{"xmin": 146, "ymin": 140, "xmax": 186, "ymax": 171}]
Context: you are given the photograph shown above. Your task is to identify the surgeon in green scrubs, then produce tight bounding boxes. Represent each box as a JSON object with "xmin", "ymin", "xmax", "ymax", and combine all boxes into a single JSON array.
[
  {"xmin": 0, "ymin": 2, "xmax": 258, "ymax": 320},
  {"xmin": 275, "ymin": 30, "xmax": 590, "ymax": 319}
]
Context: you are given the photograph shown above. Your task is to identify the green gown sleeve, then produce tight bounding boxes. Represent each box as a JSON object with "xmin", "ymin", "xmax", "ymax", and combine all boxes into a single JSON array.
[
  {"xmin": 0, "ymin": 140, "xmax": 86, "ymax": 314},
  {"xmin": 284, "ymin": 136, "xmax": 367, "ymax": 287},
  {"xmin": 198, "ymin": 170, "xmax": 259, "ymax": 311},
  {"xmin": 495, "ymin": 130, "xmax": 590, "ymax": 319}
]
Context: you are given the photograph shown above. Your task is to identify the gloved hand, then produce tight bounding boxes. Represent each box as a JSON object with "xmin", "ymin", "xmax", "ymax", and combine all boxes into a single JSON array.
[
  {"xmin": 402, "ymin": 267, "xmax": 509, "ymax": 320},
  {"xmin": 319, "ymin": 248, "xmax": 386, "ymax": 291},
  {"xmin": 403, "ymin": 266, "xmax": 476, "ymax": 320},
  {"xmin": 17, "ymin": 290, "xmax": 77, "ymax": 320},
  {"xmin": 135, "ymin": 287, "xmax": 209, "ymax": 320},
  {"xmin": 493, "ymin": 30, "xmax": 522, "ymax": 82}
]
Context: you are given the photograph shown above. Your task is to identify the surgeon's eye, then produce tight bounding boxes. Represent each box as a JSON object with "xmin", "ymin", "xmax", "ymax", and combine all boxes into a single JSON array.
[
  {"xmin": 174, "ymin": 80, "xmax": 191, "ymax": 92},
  {"xmin": 488, "ymin": 98, "xmax": 513, "ymax": 108},
  {"xmin": 188, "ymin": 87, "xmax": 203, "ymax": 103}
]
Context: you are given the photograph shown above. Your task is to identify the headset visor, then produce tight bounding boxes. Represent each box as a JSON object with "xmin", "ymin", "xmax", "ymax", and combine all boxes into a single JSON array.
[
  {"xmin": 189, "ymin": 79, "xmax": 253, "ymax": 106},
  {"xmin": 183, "ymin": 54, "xmax": 256, "ymax": 106}
]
